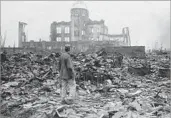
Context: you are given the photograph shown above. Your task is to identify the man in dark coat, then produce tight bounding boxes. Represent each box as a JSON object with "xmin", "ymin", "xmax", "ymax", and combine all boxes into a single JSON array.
[
  {"xmin": 59, "ymin": 45, "xmax": 76, "ymax": 103},
  {"xmin": 1, "ymin": 50, "xmax": 8, "ymax": 63}
]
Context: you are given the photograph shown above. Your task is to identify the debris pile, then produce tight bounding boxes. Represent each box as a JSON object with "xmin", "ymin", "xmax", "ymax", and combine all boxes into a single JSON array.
[{"xmin": 1, "ymin": 50, "xmax": 170, "ymax": 118}]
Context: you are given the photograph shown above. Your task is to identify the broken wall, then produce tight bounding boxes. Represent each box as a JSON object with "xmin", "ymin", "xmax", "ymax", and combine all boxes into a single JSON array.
[
  {"xmin": 105, "ymin": 46, "xmax": 146, "ymax": 58},
  {"xmin": 1, "ymin": 48, "xmax": 37, "ymax": 54}
]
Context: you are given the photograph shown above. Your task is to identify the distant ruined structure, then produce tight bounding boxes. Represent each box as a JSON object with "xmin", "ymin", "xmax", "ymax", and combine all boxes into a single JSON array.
[
  {"xmin": 18, "ymin": 22, "xmax": 27, "ymax": 47},
  {"xmin": 21, "ymin": 1, "xmax": 131, "ymax": 52}
]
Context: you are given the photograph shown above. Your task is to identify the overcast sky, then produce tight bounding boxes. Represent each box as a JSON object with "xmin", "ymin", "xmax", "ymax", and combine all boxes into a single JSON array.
[{"xmin": 1, "ymin": 1, "xmax": 170, "ymax": 49}]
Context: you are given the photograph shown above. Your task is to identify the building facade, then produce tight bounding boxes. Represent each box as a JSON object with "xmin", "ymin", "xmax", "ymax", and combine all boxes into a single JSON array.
[
  {"xmin": 22, "ymin": 1, "xmax": 131, "ymax": 52},
  {"xmin": 50, "ymin": 2, "xmax": 109, "ymax": 42}
]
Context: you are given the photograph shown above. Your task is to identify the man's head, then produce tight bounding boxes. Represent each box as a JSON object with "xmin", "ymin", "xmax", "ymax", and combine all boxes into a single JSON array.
[{"xmin": 65, "ymin": 44, "xmax": 71, "ymax": 52}]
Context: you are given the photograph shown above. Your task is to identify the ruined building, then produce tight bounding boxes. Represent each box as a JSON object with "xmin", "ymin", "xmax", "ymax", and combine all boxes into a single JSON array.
[
  {"xmin": 18, "ymin": 22, "xmax": 27, "ymax": 47},
  {"xmin": 22, "ymin": 1, "xmax": 131, "ymax": 52}
]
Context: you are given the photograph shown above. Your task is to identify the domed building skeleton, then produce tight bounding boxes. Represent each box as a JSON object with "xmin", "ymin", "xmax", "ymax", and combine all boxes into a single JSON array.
[{"xmin": 22, "ymin": 1, "xmax": 131, "ymax": 52}]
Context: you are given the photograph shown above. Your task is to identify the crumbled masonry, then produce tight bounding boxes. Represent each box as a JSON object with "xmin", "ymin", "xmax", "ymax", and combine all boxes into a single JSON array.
[{"xmin": 1, "ymin": 49, "xmax": 170, "ymax": 118}]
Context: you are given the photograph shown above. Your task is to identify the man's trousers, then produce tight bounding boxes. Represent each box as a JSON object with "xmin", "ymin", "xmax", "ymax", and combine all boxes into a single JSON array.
[{"xmin": 60, "ymin": 78, "xmax": 76, "ymax": 100}]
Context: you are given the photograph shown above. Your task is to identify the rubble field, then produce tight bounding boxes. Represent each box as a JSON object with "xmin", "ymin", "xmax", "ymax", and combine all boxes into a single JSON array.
[{"xmin": 1, "ymin": 49, "xmax": 171, "ymax": 118}]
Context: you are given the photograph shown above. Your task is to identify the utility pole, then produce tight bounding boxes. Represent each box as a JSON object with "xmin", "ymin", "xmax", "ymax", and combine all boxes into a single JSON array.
[
  {"xmin": 1, "ymin": 31, "xmax": 7, "ymax": 48},
  {"xmin": 13, "ymin": 41, "xmax": 15, "ymax": 53}
]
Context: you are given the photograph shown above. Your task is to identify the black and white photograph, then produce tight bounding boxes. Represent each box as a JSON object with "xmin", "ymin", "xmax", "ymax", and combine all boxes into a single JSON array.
[{"xmin": 0, "ymin": 0, "xmax": 170, "ymax": 118}]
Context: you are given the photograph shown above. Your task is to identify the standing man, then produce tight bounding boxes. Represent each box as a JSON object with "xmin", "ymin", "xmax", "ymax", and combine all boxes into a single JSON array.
[
  {"xmin": 59, "ymin": 44, "xmax": 76, "ymax": 103},
  {"xmin": 1, "ymin": 50, "xmax": 8, "ymax": 63}
]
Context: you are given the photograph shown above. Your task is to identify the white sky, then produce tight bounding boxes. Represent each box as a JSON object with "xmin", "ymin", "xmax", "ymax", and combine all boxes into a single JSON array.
[{"xmin": 1, "ymin": 1, "xmax": 170, "ymax": 49}]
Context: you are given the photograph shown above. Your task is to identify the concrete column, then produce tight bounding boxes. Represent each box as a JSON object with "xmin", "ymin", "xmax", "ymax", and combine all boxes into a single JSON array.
[
  {"xmin": 71, "ymin": 15, "xmax": 74, "ymax": 41},
  {"xmin": 79, "ymin": 16, "xmax": 82, "ymax": 41},
  {"xmin": 18, "ymin": 22, "xmax": 22, "ymax": 47}
]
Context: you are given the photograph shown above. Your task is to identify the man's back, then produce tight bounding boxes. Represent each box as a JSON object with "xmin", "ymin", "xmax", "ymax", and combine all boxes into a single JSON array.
[{"xmin": 59, "ymin": 52, "xmax": 73, "ymax": 79}]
